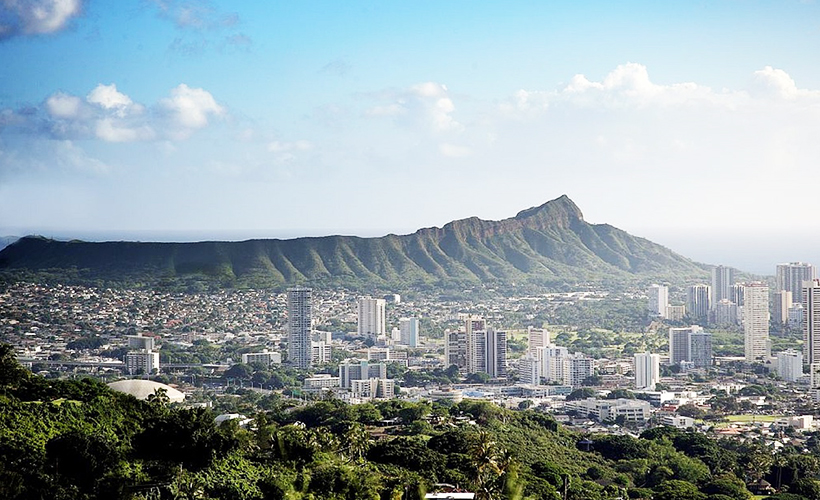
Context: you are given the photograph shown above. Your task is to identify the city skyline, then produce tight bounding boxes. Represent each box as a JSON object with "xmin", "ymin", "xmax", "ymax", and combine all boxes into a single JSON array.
[{"xmin": 3, "ymin": 1, "xmax": 820, "ymax": 275}]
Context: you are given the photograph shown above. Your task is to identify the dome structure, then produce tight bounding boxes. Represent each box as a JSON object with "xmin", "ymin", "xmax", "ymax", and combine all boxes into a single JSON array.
[{"xmin": 107, "ymin": 379, "xmax": 185, "ymax": 403}]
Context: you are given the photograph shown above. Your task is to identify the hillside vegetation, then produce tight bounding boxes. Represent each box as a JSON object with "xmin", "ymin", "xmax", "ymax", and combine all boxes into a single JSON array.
[{"xmin": 0, "ymin": 196, "xmax": 707, "ymax": 290}]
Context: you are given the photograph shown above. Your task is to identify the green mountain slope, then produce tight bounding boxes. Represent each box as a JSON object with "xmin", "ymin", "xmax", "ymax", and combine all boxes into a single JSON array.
[{"xmin": 0, "ymin": 195, "xmax": 708, "ymax": 289}]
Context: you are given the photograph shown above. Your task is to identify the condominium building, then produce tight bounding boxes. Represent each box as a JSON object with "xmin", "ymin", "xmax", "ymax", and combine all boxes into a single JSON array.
[
  {"xmin": 686, "ymin": 284, "xmax": 712, "ymax": 323},
  {"xmin": 711, "ymin": 265, "xmax": 735, "ymax": 304},
  {"xmin": 125, "ymin": 350, "xmax": 160, "ymax": 375},
  {"xmin": 358, "ymin": 297, "xmax": 386, "ymax": 339},
  {"xmin": 648, "ymin": 284, "xmax": 669, "ymax": 319},
  {"xmin": 288, "ymin": 287, "xmax": 313, "ymax": 368},
  {"xmin": 634, "ymin": 352, "xmax": 660, "ymax": 390},
  {"xmin": 777, "ymin": 349, "xmax": 803, "ymax": 382},
  {"xmin": 804, "ymin": 280, "xmax": 820, "ymax": 365},
  {"xmin": 339, "ymin": 359, "xmax": 387, "ymax": 388},
  {"xmin": 399, "ymin": 317, "xmax": 419, "ymax": 347},
  {"xmin": 777, "ymin": 262, "xmax": 816, "ymax": 304},
  {"xmin": 744, "ymin": 283, "xmax": 770, "ymax": 362},
  {"xmin": 241, "ymin": 350, "xmax": 282, "ymax": 366}
]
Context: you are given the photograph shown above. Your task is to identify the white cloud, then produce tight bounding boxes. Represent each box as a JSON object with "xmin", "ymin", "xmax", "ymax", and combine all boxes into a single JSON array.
[
  {"xmin": 365, "ymin": 81, "xmax": 463, "ymax": 133},
  {"xmin": 87, "ymin": 84, "xmax": 138, "ymax": 115},
  {"xmin": 2, "ymin": 83, "xmax": 223, "ymax": 143},
  {"xmin": 160, "ymin": 83, "xmax": 224, "ymax": 130},
  {"xmin": 0, "ymin": 0, "xmax": 82, "ymax": 39},
  {"xmin": 45, "ymin": 92, "xmax": 83, "ymax": 119}
]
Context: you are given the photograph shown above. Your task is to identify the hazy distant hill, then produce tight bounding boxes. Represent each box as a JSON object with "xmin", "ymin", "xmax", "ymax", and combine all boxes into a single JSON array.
[
  {"xmin": 0, "ymin": 236, "xmax": 18, "ymax": 252},
  {"xmin": 0, "ymin": 196, "xmax": 708, "ymax": 290}
]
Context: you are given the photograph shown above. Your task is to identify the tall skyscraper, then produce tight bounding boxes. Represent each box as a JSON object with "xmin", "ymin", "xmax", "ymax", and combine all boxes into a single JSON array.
[
  {"xmin": 774, "ymin": 290, "xmax": 793, "ymax": 325},
  {"xmin": 711, "ymin": 265, "xmax": 735, "ymax": 304},
  {"xmin": 776, "ymin": 350, "xmax": 803, "ymax": 382},
  {"xmin": 484, "ymin": 329, "xmax": 507, "ymax": 378},
  {"xmin": 744, "ymin": 283, "xmax": 770, "ymax": 363},
  {"xmin": 634, "ymin": 352, "xmax": 660, "ymax": 390},
  {"xmin": 669, "ymin": 325, "xmax": 702, "ymax": 365},
  {"xmin": 777, "ymin": 262, "xmax": 816, "ymax": 304},
  {"xmin": 690, "ymin": 331, "xmax": 713, "ymax": 368},
  {"xmin": 648, "ymin": 284, "xmax": 669, "ymax": 319},
  {"xmin": 358, "ymin": 297, "xmax": 386, "ymax": 338},
  {"xmin": 399, "ymin": 317, "xmax": 419, "ymax": 347},
  {"xmin": 527, "ymin": 327, "xmax": 550, "ymax": 353},
  {"xmin": 287, "ymin": 287, "xmax": 313, "ymax": 368},
  {"xmin": 803, "ymin": 280, "xmax": 820, "ymax": 365},
  {"xmin": 668, "ymin": 326, "xmax": 711, "ymax": 368},
  {"xmin": 686, "ymin": 284, "xmax": 712, "ymax": 323}
]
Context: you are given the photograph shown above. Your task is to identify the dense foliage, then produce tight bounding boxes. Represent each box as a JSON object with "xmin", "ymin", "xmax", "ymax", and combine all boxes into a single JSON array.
[{"xmin": 2, "ymin": 344, "xmax": 819, "ymax": 500}]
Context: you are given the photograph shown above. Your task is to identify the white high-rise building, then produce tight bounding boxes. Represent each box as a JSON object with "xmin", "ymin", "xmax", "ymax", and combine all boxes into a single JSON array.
[
  {"xmin": 777, "ymin": 262, "xmax": 816, "ymax": 305},
  {"xmin": 686, "ymin": 284, "xmax": 712, "ymax": 323},
  {"xmin": 711, "ymin": 265, "xmax": 735, "ymax": 304},
  {"xmin": 803, "ymin": 280, "xmax": 820, "ymax": 365},
  {"xmin": 125, "ymin": 350, "xmax": 160, "ymax": 375},
  {"xmin": 744, "ymin": 283, "xmax": 770, "ymax": 363},
  {"xmin": 568, "ymin": 355, "xmax": 594, "ymax": 387},
  {"xmin": 648, "ymin": 284, "xmax": 669, "ymax": 319},
  {"xmin": 339, "ymin": 359, "xmax": 388, "ymax": 388},
  {"xmin": 399, "ymin": 317, "xmax": 419, "ymax": 347},
  {"xmin": 527, "ymin": 327, "xmax": 550, "ymax": 353},
  {"xmin": 774, "ymin": 290, "xmax": 793, "ymax": 325},
  {"xmin": 634, "ymin": 352, "xmax": 660, "ymax": 390},
  {"xmin": 714, "ymin": 299, "xmax": 739, "ymax": 327},
  {"xmin": 287, "ymin": 287, "xmax": 313, "ymax": 368},
  {"xmin": 777, "ymin": 349, "xmax": 803, "ymax": 382},
  {"xmin": 358, "ymin": 297, "xmax": 386, "ymax": 339},
  {"xmin": 518, "ymin": 354, "xmax": 541, "ymax": 385}
]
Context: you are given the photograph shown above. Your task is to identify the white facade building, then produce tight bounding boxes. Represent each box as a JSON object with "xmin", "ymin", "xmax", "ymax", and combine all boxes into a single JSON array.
[
  {"xmin": 399, "ymin": 317, "xmax": 419, "ymax": 347},
  {"xmin": 358, "ymin": 297, "xmax": 386, "ymax": 339},
  {"xmin": 634, "ymin": 352, "xmax": 660, "ymax": 390},
  {"xmin": 648, "ymin": 284, "xmax": 669, "ymax": 319},
  {"xmin": 125, "ymin": 350, "xmax": 160, "ymax": 375},
  {"xmin": 804, "ymin": 280, "xmax": 820, "ymax": 365},
  {"xmin": 241, "ymin": 350, "xmax": 282, "ymax": 366},
  {"xmin": 744, "ymin": 283, "xmax": 770, "ymax": 362},
  {"xmin": 776, "ymin": 349, "xmax": 803, "ymax": 382}
]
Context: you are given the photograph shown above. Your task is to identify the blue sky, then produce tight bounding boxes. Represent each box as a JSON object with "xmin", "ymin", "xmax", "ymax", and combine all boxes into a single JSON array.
[{"xmin": 2, "ymin": 0, "xmax": 820, "ymax": 274}]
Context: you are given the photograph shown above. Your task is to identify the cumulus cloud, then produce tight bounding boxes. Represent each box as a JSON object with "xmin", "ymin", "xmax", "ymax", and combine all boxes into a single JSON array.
[
  {"xmin": 1, "ymin": 83, "xmax": 223, "ymax": 142},
  {"xmin": 365, "ymin": 82, "xmax": 463, "ymax": 133},
  {"xmin": 159, "ymin": 84, "xmax": 224, "ymax": 137},
  {"xmin": 0, "ymin": 0, "xmax": 82, "ymax": 39}
]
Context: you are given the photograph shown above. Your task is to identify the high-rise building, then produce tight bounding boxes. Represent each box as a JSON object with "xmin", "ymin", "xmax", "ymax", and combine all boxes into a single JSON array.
[
  {"xmin": 125, "ymin": 350, "xmax": 160, "ymax": 375},
  {"xmin": 527, "ymin": 327, "xmax": 550, "ymax": 353},
  {"xmin": 518, "ymin": 354, "xmax": 540, "ymax": 385},
  {"xmin": 711, "ymin": 265, "xmax": 735, "ymax": 304},
  {"xmin": 634, "ymin": 352, "xmax": 660, "ymax": 390},
  {"xmin": 669, "ymin": 326, "xmax": 700, "ymax": 365},
  {"xmin": 714, "ymin": 299, "xmax": 739, "ymax": 327},
  {"xmin": 777, "ymin": 349, "xmax": 803, "ymax": 382},
  {"xmin": 399, "ymin": 317, "xmax": 419, "ymax": 347},
  {"xmin": 648, "ymin": 284, "xmax": 669, "ymax": 319},
  {"xmin": 669, "ymin": 326, "xmax": 711, "ymax": 367},
  {"xmin": 568, "ymin": 356, "xmax": 594, "ymax": 387},
  {"xmin": 311, "ymin": 340, "xmax": 331, "ymax": 364},
  {"xmin": 686, "ymin": 284, "xmax": 712, "ymax": 323},
  {"xmin": 690, "ymin": 331, "xmax": 713, "ymax": 368},
  {"xmin": 464, "ymin": 316, "xmax": 487, "ymax": 374},
  {"xmin": 774, "ymin": 291, "xmax": 793, "ymax": 325},
  {"xmin": 777, "ymin": 262, "xmax": 816, "ymax": 304},
  {"xmin": 358, "ymin": 297, "xmax": 386, "ymax": 338},
  {"xmin": 744, "ymin": 283, "xmax": 770, "ymax": 363},
  {"xmin": 339, "ymin": 359, "xmax": 388, "ymax": 388},
  {"xmin": 287, "ymin": 287, "xmax": 313, "ymax": 368},
  {"xmin": 803, "ymin": 280, "xmax": 820, "ymax": 365},
  {"xmin": 485, "ymin": 329, "xmax": 507, "ymax": 379},
  {"xmin": 730, "ymin": 284, "xmax": 745, "ymax": 307}
]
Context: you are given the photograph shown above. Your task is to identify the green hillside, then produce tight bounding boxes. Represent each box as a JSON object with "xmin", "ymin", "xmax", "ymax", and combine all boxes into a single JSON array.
[{"xmin": 0, "ymin": 196, "xmax": 707, "ymax": 290}]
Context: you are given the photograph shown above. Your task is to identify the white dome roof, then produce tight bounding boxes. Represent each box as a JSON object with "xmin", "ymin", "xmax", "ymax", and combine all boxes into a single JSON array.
[{"xmin": 107, "ymin": 379, "xmax": 185, "ymax": 403}]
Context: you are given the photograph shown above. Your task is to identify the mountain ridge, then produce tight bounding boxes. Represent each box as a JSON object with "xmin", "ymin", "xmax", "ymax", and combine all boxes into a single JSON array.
[{"xmin": 0, "ymin": 196, "xmax": 708, "ymax": 290}]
